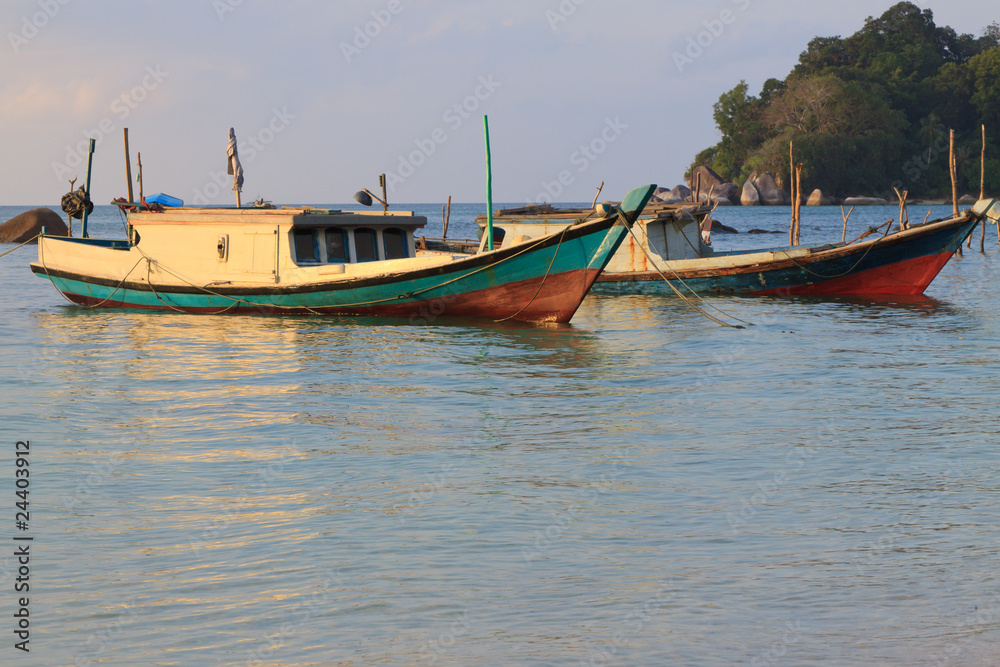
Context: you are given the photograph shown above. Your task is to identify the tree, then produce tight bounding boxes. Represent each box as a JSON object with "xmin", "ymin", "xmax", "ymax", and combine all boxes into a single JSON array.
[{"xmin": 688, "ymin": 4, "xmax": 999, "ymax": 198}]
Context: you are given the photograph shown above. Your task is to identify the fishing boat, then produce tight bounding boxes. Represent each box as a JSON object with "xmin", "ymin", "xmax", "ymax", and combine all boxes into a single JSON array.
[
  {"xmin": 29, "ymin": 185, "xmax": 656, "ymax": 324},
  {"xmin": 478, "ymin": 199, "xmax": 999, "ymax": 297}
]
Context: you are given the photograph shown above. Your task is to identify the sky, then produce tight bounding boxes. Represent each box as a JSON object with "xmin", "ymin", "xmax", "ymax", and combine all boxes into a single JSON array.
[{"xmin": 1, "ymin": 0, "xmax": 996, "ymax": 206}]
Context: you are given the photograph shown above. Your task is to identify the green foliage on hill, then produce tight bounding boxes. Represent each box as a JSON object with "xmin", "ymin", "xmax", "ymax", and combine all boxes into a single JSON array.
[{"xmin": 696, "ymin": 2, "xmax": 1000, "ymax": 197}]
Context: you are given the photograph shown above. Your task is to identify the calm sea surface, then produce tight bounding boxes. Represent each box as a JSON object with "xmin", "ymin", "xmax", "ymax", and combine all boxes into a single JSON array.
[{"xmin": 1, "ymin": 202, "xmax": 999, "ymax": 666}]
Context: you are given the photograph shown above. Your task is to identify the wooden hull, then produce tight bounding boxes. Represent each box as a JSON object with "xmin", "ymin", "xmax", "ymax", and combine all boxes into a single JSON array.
[
  {"xmin": 590, "ymin": 214, "xmax": 980, "ymax": 297},
  {"xmin": 30, "ymin": 205, "xmax": 641, "ymax": 324}
]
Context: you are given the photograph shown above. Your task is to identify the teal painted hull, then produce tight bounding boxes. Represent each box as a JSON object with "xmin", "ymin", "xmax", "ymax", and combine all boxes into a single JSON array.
[{"xmin": 33, "ymin": 203, "xmax": 651, "ymax": 324}]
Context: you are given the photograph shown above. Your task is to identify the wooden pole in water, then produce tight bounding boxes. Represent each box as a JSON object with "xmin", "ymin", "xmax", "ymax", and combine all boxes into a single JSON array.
[
  {"xmin": 66, "ymin": 177, "xmax": 76, "ymax": 237},
  {"xmin": 483, "ymin": 116, "xmax": 494, "ymax": 251},
  {"xmin": 137, "ymin": 152, "xmax": 144, "ymax": 204},
  {"xmin": 443, "ymin": 195, "xmax": 452, "ymax": 239},
  {"xmin": 894, "ymin": 187, "xmax": 909, "ymax": 230},
  {"xmin": 950, "ymin": 130, "xmax": 962, "ymax": 255},
  {"xmin": 81, "ymin": 138, "xmax": 96, "ymax": 238},
  {"xmin": 794, "ymin": 163, "xmax": 803, "ymax": 245},
  {"xmin": 123, "ymin": 129, "xmax": 134, "ymax": 204},
  {"xmin": 789, "ymin": 141, "xmax": 795, "ymax": 245},
  {"xmin": 981, "ymin": 124, "xmax": 987, "ymax": 252},
  {"xmin": 950, "ymin": 130, "xmax": 959, "ymax": 217},
  {"xmin": 840, "ymin": 205, "xmax": 854, "ymax": 244}
]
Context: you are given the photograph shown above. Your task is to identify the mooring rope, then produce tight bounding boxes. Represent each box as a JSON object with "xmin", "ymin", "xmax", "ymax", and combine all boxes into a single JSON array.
[
  {"xmin": 776, "ymin": 219, "xmax": 895, "ymax": 280},
  {"xmin": 622, "ymin": 223, "xmax": 748, "ymax": 329},
  {"xmin": 0, "ymin": 234, "xmax": 43, "ymax": 259}
]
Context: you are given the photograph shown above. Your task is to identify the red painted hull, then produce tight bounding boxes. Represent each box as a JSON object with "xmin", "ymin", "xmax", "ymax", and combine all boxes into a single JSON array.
[
  {"xmin": 751, "ymin": 251, "xmax": 955, "ymax": 296},
  {"xmin": 342, "ymin": 267, "xmax": 603, "ymax": 323},
  {"xmin": 62, "ymin": 268, "xmax": 604, "ymax": 324}
]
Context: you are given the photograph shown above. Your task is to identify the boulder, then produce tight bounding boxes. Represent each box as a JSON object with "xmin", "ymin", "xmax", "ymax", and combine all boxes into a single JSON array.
[
  {"xmin": 709, "ymin": 220, "xmax": 739, "ymax": 234},
  {"xmin": 958, "ymin": 194, "xmax": 978, "ymax": 205},
  {"xmin": 670, "ymin": 184, "xmax": 692, "ymax": 201},
  {"xmin": 752, "ymin": 172, "xmax": 787, "ymax": 205},
  {"xmin": 651, "ymin": 187, "xmax": 681, "ymax": 204},
  {"xmin": 0, "ymin": 208, "xmax": 68, "ymax": 243},
  {"xmin": 689, "ymin": 165, "xmax": 726, "ymax": 195},
  {"xmin": 843, "ymin": 196, "xmax": 890, "ymax": 206},
  {"xmin": 699, "ymin": 182, "xmax": 740, "ymax": 205},
  {"xmin": 806, "ymin": 189, "xmax": 832, "ymax": 206},
  {"xmin": 741, "ymin": 180, "xmax": 761, "ymax": 206},
  {"xmin": 747, "ymin": 229, "xmax": 783, "ymax": 234}
]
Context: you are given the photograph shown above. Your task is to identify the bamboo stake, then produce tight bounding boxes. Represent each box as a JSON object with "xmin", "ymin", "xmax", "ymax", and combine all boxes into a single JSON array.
[
  {"xmin": 840, "ymin": 205, "xmax": 855, "ymax": 243},
  {"xmin": 590, "ymin": 181, "xmax": 604, "ymax": 210},
  {"xmin": 443, "ymin": 195, "xmax": 452, "ymax": 239},
  {"xmin": 82, "ymin": 138, "xmax": 95, "ymax": 238},
  {"xmin": 951, "ymin": 130, "xmax": 962, "ymax": 255},
  {"xmin": 894, "ymin": 187, "xmax": 909, "ymax": 231},
  {"xmin": 137, "ymin": 152, "xmax": 144, "ymax": 203},
  {"xmin": 981, "ymin": 124, "xmax": 986, "ymax": 252},
  {"xmin": 66, "ymin": 177, "xmax": 76, "ymax": 237},
  {"xmin": 794, "ymin": 163, "xmax": 803, "ymax": 245},
  {"xmin": 123, "ymin": 128, "xmax": 134, "ymax": 204},
  {"xmin": 789, "ymin": 141, "xmax": 795, "ymax": 245},
  {"xmin": 950, "ymin": 129, "xmax": 959, "ymax": 218}
]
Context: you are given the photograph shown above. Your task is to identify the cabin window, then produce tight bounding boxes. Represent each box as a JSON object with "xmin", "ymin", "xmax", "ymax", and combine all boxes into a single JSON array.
[
  {"xmin": 383, "ymin": 228, "xmax": 408, "ymax": 259},
  {"xmin": 325, "ymin": 228, "xmax": 349, "ymax": 262},
  {"xmin": 293, "ymin": 229, "xmax": 318, "ymax": 263},
  {"xmin": 354, "ymin": 228, "xmax": 378, "ymax": 262}
]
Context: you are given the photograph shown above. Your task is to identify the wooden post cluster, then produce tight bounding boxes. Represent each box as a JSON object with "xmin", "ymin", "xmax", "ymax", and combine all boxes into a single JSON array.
[
  {"xmin": 894, "ymin": 187, "xmax": 909, "ymax": 231},
  {"xmin": 442, "ymin": 195, "xmax": 452, "ymax": 239},
  {"xmin": 787, "ymin": 141, "xmax": 803, "ymax": 246}
]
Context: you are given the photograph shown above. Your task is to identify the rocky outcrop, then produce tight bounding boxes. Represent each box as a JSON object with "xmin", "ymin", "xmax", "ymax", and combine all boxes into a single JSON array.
[
  {"xmin": 843, "ymin": 196, "xmax": 890, "ymax": 206},
  {"xmin": 751, "ymin": 172, "xmax": 787, "ymax": 205},
  {"xmin": 689, "ymin": 165, "xmax": 726, "ymax": 195},
  {"xmin": 651, "ymin": 187, "xmax": 681, "ymax": 204},
  {"xmin": 958, "ymin": 194, "xmax": 978, "ymax": 205},
  {"xmin": 701, "ymin": 182, "xmax": 740, "ymax": 205},
  {"xmin": 670, "ymin": 184, "xmax": 691, "ymax": 201},
  {"xmin": 806, "ymin": 189, "xmax": 832, "ymax": 206},
  {"xmin": 741, "ymin": 180, "xmax": 761, "ymax": 206},
  {"xmin": 709, "ymin": 220, "xmax": 739, "ymax": 234},
  {"xmin": 0, "ymin": 208, "xmax": 67, "ymax": 243}
]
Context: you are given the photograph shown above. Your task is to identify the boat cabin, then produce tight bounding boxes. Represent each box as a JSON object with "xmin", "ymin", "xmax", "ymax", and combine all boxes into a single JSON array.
[
  {"xmin": 475, "ymin": 202, "xmax": 714, "ymax": 274},
  {"xmin": 119, "ymin": 206, "xmax": 436, "ymax": 286}
]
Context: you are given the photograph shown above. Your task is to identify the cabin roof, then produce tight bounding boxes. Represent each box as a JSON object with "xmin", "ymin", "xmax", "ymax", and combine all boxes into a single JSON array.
[{"xmin": 127, "ymin": 207, "xmax": 427, "ymax": 228}]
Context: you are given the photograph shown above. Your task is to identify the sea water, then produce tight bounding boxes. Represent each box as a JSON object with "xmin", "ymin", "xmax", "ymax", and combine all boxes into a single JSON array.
[{"xmin": 1, "ymin": 203, "xmax": 998, "ymax": 665}]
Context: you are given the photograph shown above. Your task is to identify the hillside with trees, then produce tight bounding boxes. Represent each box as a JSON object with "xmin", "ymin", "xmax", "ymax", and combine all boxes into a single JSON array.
[{"xmin": 694, "ymin": 2, "xmax": 1000, "ymax": 199}]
